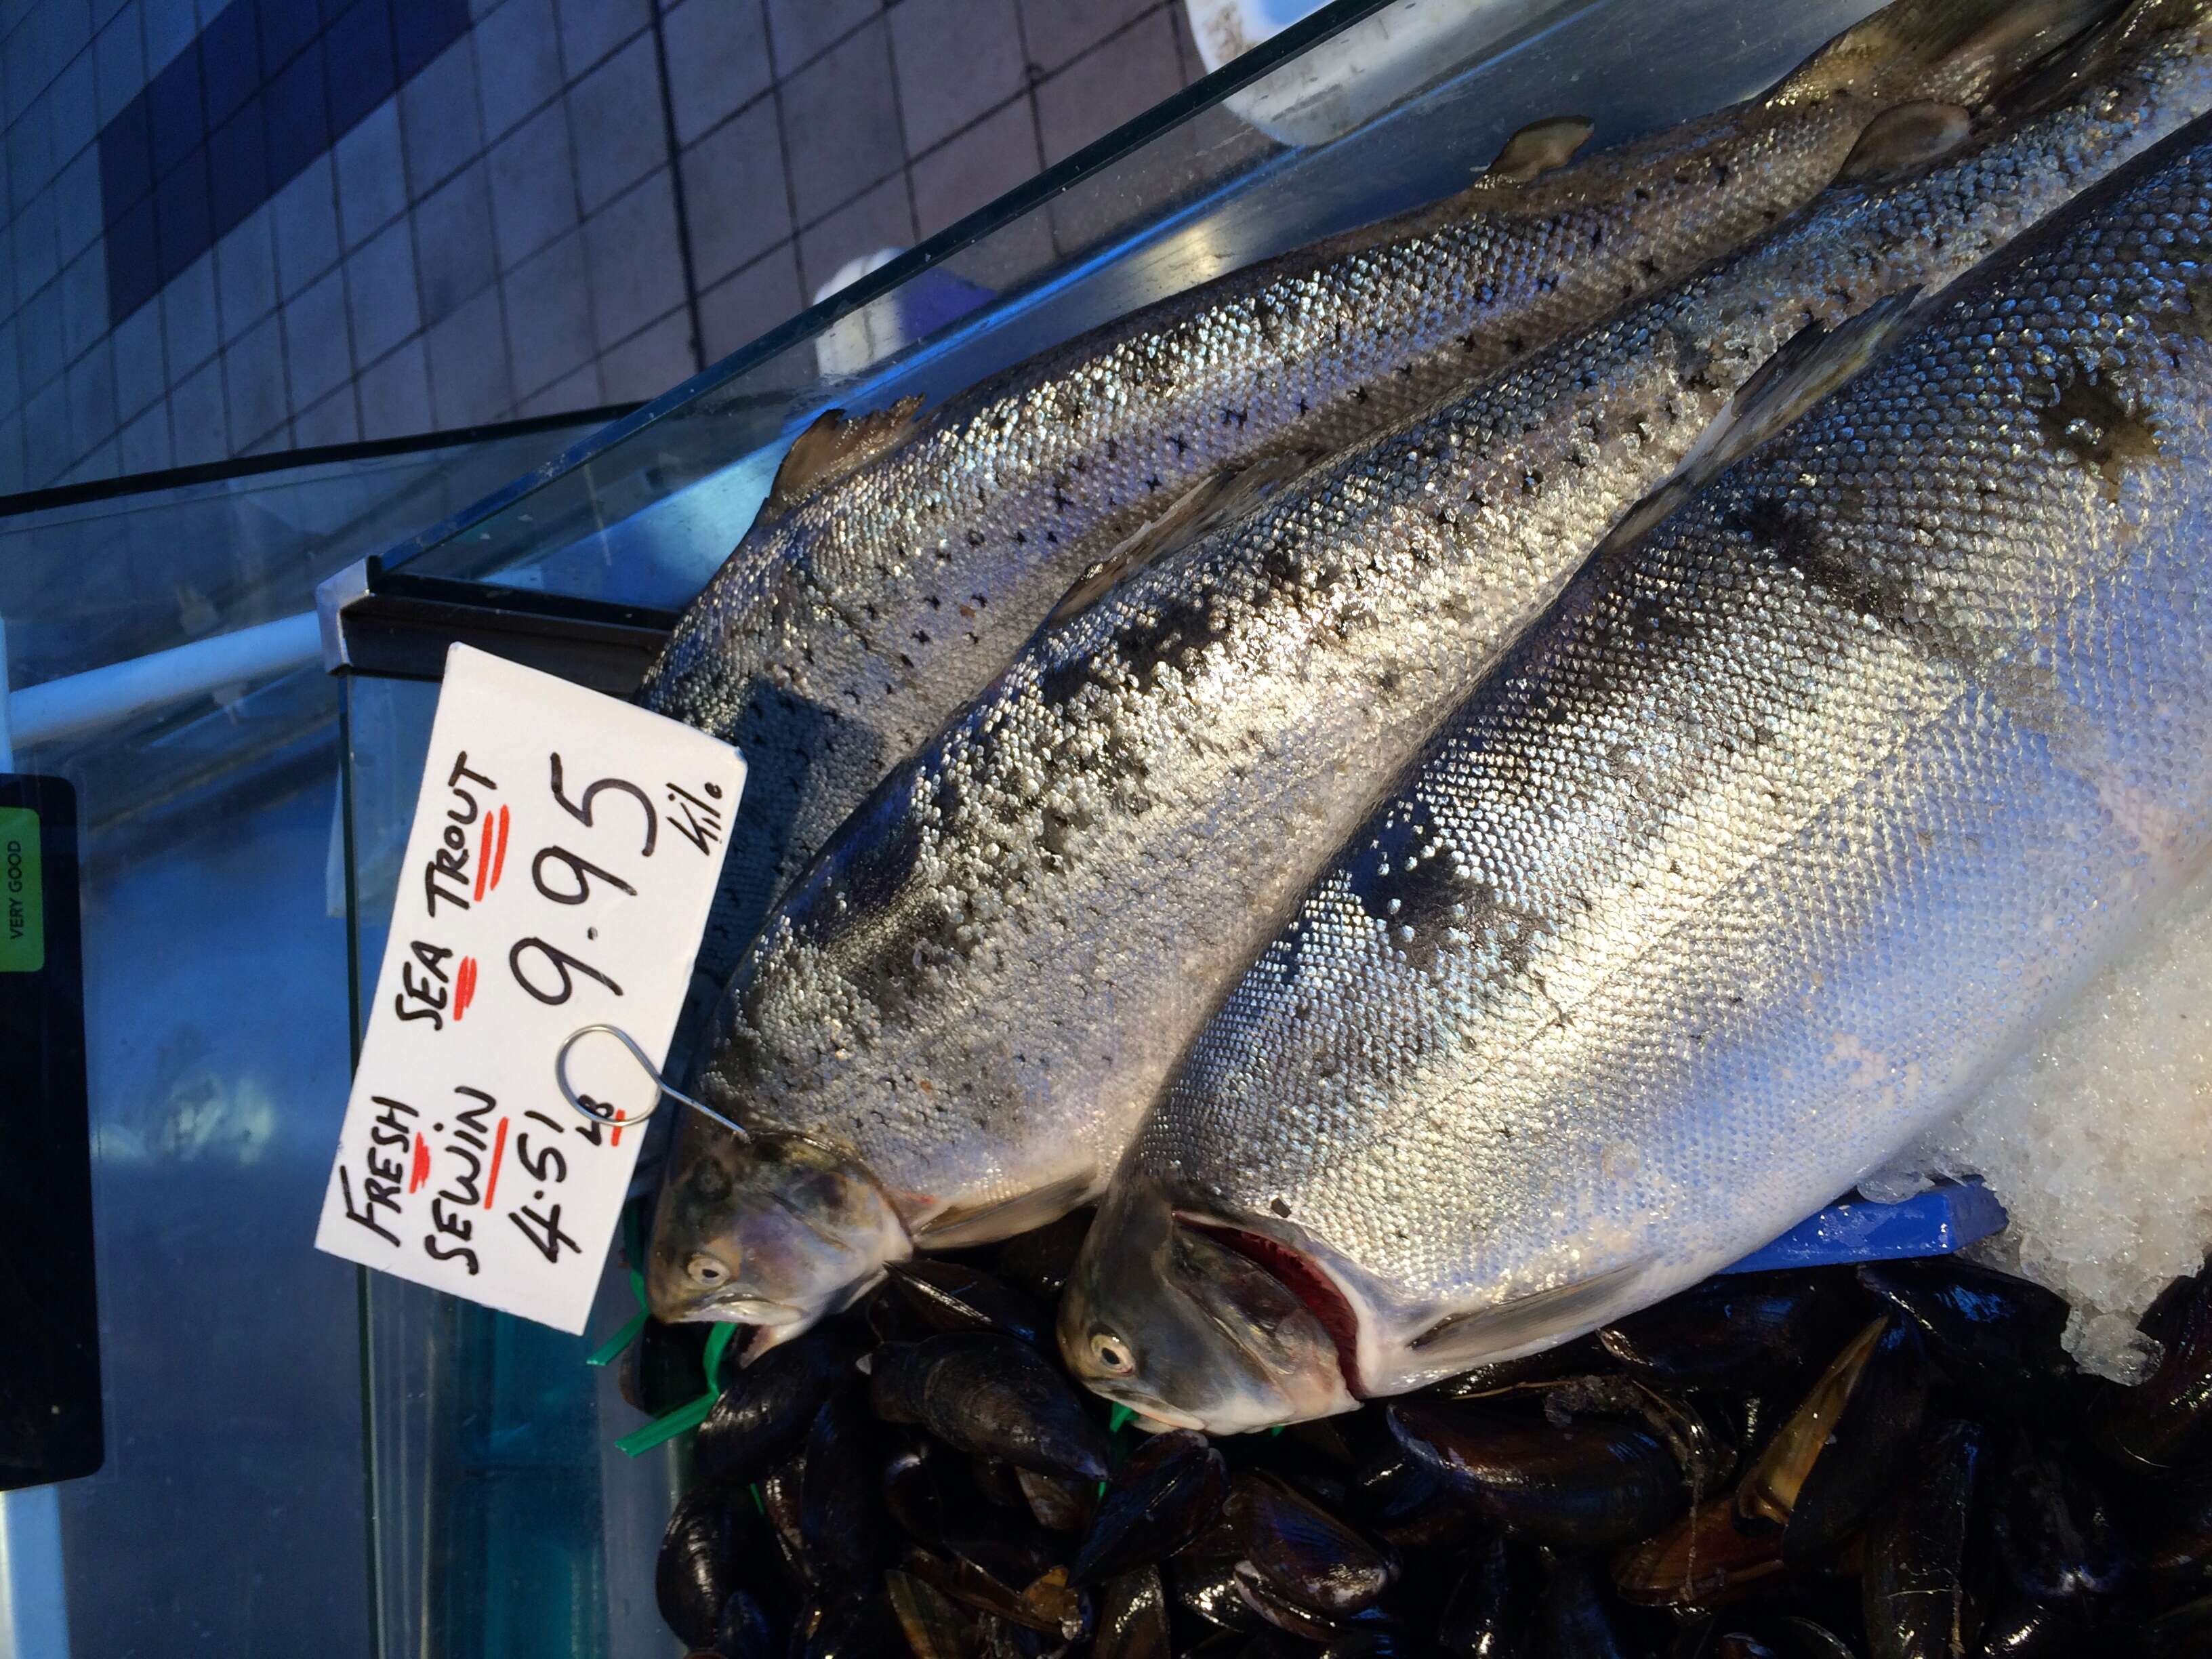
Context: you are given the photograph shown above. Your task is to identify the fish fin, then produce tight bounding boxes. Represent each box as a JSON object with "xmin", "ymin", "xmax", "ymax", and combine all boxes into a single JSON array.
[
  {"xmin": 1833, "ymin": 101, "xmax": 1973, "ymax": 185},
  {"xmin": 1940, "ymin": 0, "xmax": 2130, "ymax": 96},
  {"xmin": 764, "ymin": 396, "xmax": 925, "ymax": 516},
  {"xmin": 911, "ymin": 1168, "xmax": 1098, "ymax": 1247},
  {"xmin": 1594, "ymin": 289, "xmax": 1923, "ymax": 560},
  {"xmin": 1984, "ymin": 0, "xmax": 2179, "ymax": 121},
  {"xmin": 1479, "ymin": 115, "xmax": 1595, "ymax": 186},
  {"xmin": 1407, "ymin": 1258, "xmax": 1655, "ymax": 1367},
  {"xmin": 1041, "ymin": 449, "xmax": 1320, "ymax": 629}
]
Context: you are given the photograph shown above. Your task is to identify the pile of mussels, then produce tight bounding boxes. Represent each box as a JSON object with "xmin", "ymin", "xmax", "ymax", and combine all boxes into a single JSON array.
[{"xmin": 632, "ymin": 1209, "xmax": 2212, "ymax": 1658}]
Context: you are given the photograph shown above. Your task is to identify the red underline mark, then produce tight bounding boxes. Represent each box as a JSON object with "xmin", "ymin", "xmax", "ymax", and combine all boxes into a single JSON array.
[
  {"xmin": 611, "ymin": 1111, "xmax": 623, "ymax": 1149},
  {"xmin": 474, "ymin": 813, "xmax": 494, "ymax": 901},
  {"xmin": 408, "ymin": 1132, "xmax": 431, "ymax": 1193},
  {"xmin": 483, "ymin": 1116, "xmax": 510, "ymax": 1209},
  {"xmin": 489, "ymin": 805, "xmax": 510, "ymax": 893},
  {"xmin": 453, "ymin": 956, "xmax": 478, "ymax": 1020}
]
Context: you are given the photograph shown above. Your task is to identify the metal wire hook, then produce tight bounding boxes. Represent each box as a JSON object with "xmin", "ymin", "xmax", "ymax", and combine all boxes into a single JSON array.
[{"xmin": 554, "ymin": 1023, "xmax": 750, "ymax": 1140}]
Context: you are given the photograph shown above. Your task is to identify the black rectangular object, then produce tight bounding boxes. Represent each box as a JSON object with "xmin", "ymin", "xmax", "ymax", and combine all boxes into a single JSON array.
[{"xmin": 0, "ymin": 775, "xmax": 104, "ymax": 1490}]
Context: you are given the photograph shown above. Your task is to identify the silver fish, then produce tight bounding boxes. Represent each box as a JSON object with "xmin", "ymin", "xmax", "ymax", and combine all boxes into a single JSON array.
[
  {"xmin": 647, "ymin": 0, "xmax": 2196, "ymax": 1341},
  {"xmin": 642, "ymin": 0, "xmax": 2087, "ymax": 995},
  {"xmin": 1063, "ymin": 100, "xmax": 2212, "ymax": 1435}
]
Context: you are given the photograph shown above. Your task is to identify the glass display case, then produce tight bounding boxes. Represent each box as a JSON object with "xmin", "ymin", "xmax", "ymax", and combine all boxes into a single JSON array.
[{"xmin": 1, "ymin": 1, "xmax": 1901, "ymax": 1652}]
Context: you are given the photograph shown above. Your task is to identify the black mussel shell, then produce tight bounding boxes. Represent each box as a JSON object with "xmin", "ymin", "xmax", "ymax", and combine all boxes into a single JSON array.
[
  {"xmin": 1227, "ymin": 1469, "xmax": 1398, "ymax": 1616},
  {"xmin": 2144, "ymin": 1592, "xmax": 2212, "ymax": 1658},
  {"xmin": 1231, "ymin": 1561, "xmax": 1357, "ymax": 1643},
  {"xmin": 1617, "ymin": 1494, "xmax": 1786, "ymax": 1609},
  {"xmin": 1538, "ymin": 1551, "xmax": 1658, "ymax": 1658},
  {"xmin": 655, "ymin": 1483, "xmax": 762, "ymax": 1649},
  {"xmin": 888, "ymin": 1256, "xmax": 1054, "ymax": 1347},
  {"xmin": 872, "ymin": 1332, "xmax": 1110, "ymax": 1480},
  {"xmin": 1170, "ymin": 1534, "xmax": 1260, "ymax": 1635},
  {"xmin": 1389, "ymin": 1398, "xmax": 1689, "ymax": 1547},
  {"xmin": 1072, "ymin": 1429, "xmax": 1229, "ymax": 1586},
  {"xmin": 2131, "ymin": 1473, "xmax": 2212, "ymax": 1611},
  {"xmin": 789, "ymin": 1587, "xmax": 901, "ymax": 1658},
  {"xmin": 692, "ymin": 1322, "xmax": 866, "ymax": 1488},
  {"xmin": 759, "ymin": 1455, "xmax": 806, "ymax": 1581},
  {"xmin": 2099, "ymin": 1269, "xmax": 2212, "ymax": 1473},
  {"xmin": 1739, "ymin": 1319, "xmax": 1892, "ymax": 1539},
  {"xmin": 1427, "ymin": 1334, "xmax": 1618, "ymax": 1398},
  {"xmin": 1601, "ymin": 1272, "xmax": 1841, "ymax": 1387},
  {"xmin": 973, "ymin": 1455, "xmax": 1033, "ymax": 1511},
  {"xmin": 1092, "ymin": 1564, "xmax": 1173, "ymax": 1659},
  {"xmin": 886, "ymin": 1565, "xmax": 982, "ymax": 1659},
  {"xmin": 620, "ymin": 1317, "xmax": 712, "ymax": 1415},
  {"xmin": 1858, "ymin": 1260, "xmax": 2075, "ymax": 1418},
  {"xmin": 1018, "ymin": 1467, "xmax": 1095, "ymax": 1533},
  {"xmin": 1671, "ymin": 1611, "xmax": 1857, "ymax": 1658},
  {"xmin": 1992, "ymin": 1439, "xmax": 2128, "ymax": 1603},
  {"xmin": 800, "ymin": 1384, "xmax": 887, "ymax": 1582},
  {"xmin": 904, "ymin": 1545, "xmax": 1093, "ymax": 1642},
  {"xmin": 1438, "ymin": 1535, "xmax": 1540, "ymax": 1656},
  {"xmin": 1784, "ymin": 1319, "xmax": 1932, "ymax": 1568},
  {"xmin": 713, "ymin": 1588, "xmax": 777, "ymax": 1659},
  {"xmin": 1862, "ymin": 1417, "xmax": 1985, "ymax": 1659},
  {"xmin": 991, "ymin": 1208, "xmax": 1094, "ymax": 1303},
  {"xmin": 1972, "ymin": 1592, "xmax": 2099, "ymax": 1656},
  {"xmin": 884, "ymin": 1435, "xmax": 1062, "ymax": 1587}
]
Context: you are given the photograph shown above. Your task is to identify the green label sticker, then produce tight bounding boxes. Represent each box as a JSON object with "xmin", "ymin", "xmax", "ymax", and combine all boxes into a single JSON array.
[{"xmin": 0, "ymin": 807, "xmax": 43, "ymax": 972}]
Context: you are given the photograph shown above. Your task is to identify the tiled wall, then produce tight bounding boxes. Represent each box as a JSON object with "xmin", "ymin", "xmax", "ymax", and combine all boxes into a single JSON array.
[{"xmin": 0, "ymin": 0, "xmax": 1210, "ymax": 497}]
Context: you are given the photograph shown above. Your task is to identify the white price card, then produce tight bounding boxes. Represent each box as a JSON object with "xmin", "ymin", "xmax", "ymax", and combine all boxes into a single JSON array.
[{"xmin": 314, "ymin": 644, "xmax": 746, "ymax": 1333}]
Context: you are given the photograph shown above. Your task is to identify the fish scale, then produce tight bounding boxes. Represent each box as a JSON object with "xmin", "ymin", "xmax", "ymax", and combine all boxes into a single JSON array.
[
  {"xmin": 639, "ymin": 0, "xmax": 2059, "ymax": 995},
  {"xmin": 648, "ymin": 2, "xmax": 2212, "ymax": 1345},
  {"xmin": 1084, "ymin": 108, "xmax": 2212, "ymax": 1431}
]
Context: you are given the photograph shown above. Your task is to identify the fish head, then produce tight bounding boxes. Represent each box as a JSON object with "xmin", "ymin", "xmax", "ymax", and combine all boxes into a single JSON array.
[
  {"xmin": 645, "ymin": 1126, "xmax": 912, "ymax": 1347},
  {"xmin": 1059, "ymin": 1170, "xmax": 1357, "ymax": 1434}
]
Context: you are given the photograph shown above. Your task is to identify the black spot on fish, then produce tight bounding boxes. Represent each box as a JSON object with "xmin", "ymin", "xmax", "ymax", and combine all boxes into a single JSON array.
[
  {"xmin": 1269, "ymin": 1197, "xmax": 1292, "ymax": 1218},
  {"xmin": 1736, "ymin": 494, "xmax": 1919, "ymax": 637},
  {"xmin": 1039, "ymin": 655, "xmax": 1093, "ymax": 707},
  {"xmin": 1118, "ymin": 596, "xmax": 1218, "ymax": 689},
  {"xmin": 2031, "ymin": 369, "xmax": 2159, "ymax": 501},
  {"xmin": 1349, "ymin": 815, "xmax": 1465, "ymax": 971}
]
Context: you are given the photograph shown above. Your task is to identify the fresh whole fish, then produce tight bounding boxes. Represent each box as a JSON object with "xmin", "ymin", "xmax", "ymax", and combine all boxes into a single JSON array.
[
  {"xmin": 1061, "ymin": 106, "xmax": 2212, "ymax": 1434},
  {"xmin": 642, "ymin": 0, "xmax": 2092, "ymax": 996},
  {"xmin": 645, "ymin": 0, "xmax": 2212, "ymax": 1346}
]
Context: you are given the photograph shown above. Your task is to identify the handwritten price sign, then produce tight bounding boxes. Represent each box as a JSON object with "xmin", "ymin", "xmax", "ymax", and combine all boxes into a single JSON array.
[{"xmin": 315, "ymin": 645, "xmax": 746, "ymax": 1332}]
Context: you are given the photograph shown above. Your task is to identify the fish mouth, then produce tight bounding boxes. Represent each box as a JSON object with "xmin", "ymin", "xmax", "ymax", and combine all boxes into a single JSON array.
[{"xmin": 1177, "ymin": 1216, "xmax": 1369, "ymax": 1399}]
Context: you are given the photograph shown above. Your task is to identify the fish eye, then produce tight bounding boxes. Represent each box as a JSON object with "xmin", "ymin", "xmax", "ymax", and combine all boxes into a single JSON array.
[
  {"xmin": 687, "ymin": 1254, "xmax": 729, "ymax": 1288},
  {"xmin": 1089, "ymin": 1331, "xmax": 1136, "ymax": 1376}
]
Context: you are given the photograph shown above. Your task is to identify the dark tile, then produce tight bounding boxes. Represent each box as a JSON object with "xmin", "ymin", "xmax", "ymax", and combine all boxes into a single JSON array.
[
  {"xmin": 323, "ymin": 0, "xmax": 394, "ymax": 135},
  {"xmin": 777, "ymin": 18, "xmax": 901, "ymax": 224},
  {"xmin": 201, "ymin": 0, "xmax": 263, "ymax": 129},
  {"xmin": 106, "ymin": 192, "xmax": 161, "ymax": 320},
  {"xmin": 552, "ymin": 0, "xmax": 648, "ymax": 76},
  {"xmin": 257, "ymin": 0, "xmax": 321, "ymax": 73},
  {"xmin": 890, "ymin": 0, "xmax": 1025, "ymax": 156},
  {"xmin": 909, "ymin": 94, "xmax": 1037, "ymax": 238},
  {"xmin": 392, "ymin": 0, "xmax": 467, "ymax": 80},
  {"xmin": 680, "ymin": 96, "xmax": 789, "ymax": 287},
  {"xmin": 148, "ymin": 44, "xmax": 206, "ymax": 175},
  {"xmin": 795, "ymin": 171, "xmax": 912, "ymax": 296},
  {"xmin": 413, "ymin": 159, "xmax": 495, "ymax": 324},
  {"xmin": 1033, "ymin": 7, "xmax": 1180, "ymax": 165},
  {"xmin": 208, "ymin": 100, "xmax": 269, "ymax": 237},
  {"xmin": 100, "ymin": 94, "xmax": 156, "ymax": 213},
  {"xmin": 1015, "ymin": 0, "xmax": 1154, "ymax": 75},
  {"xmin": 264, "ymin": 41, "xmax": 330, "ymax": 186},
  {"xmin": 763, "ymin": 0, "xmax": 874, "ymax": 75},
  {"xmin": 155, "ymin": 146, "xmax": 213, "ymax": 279},
  {"xmin": 697, "ymin": 240, "xmax": 800, "ymax": 362}
]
